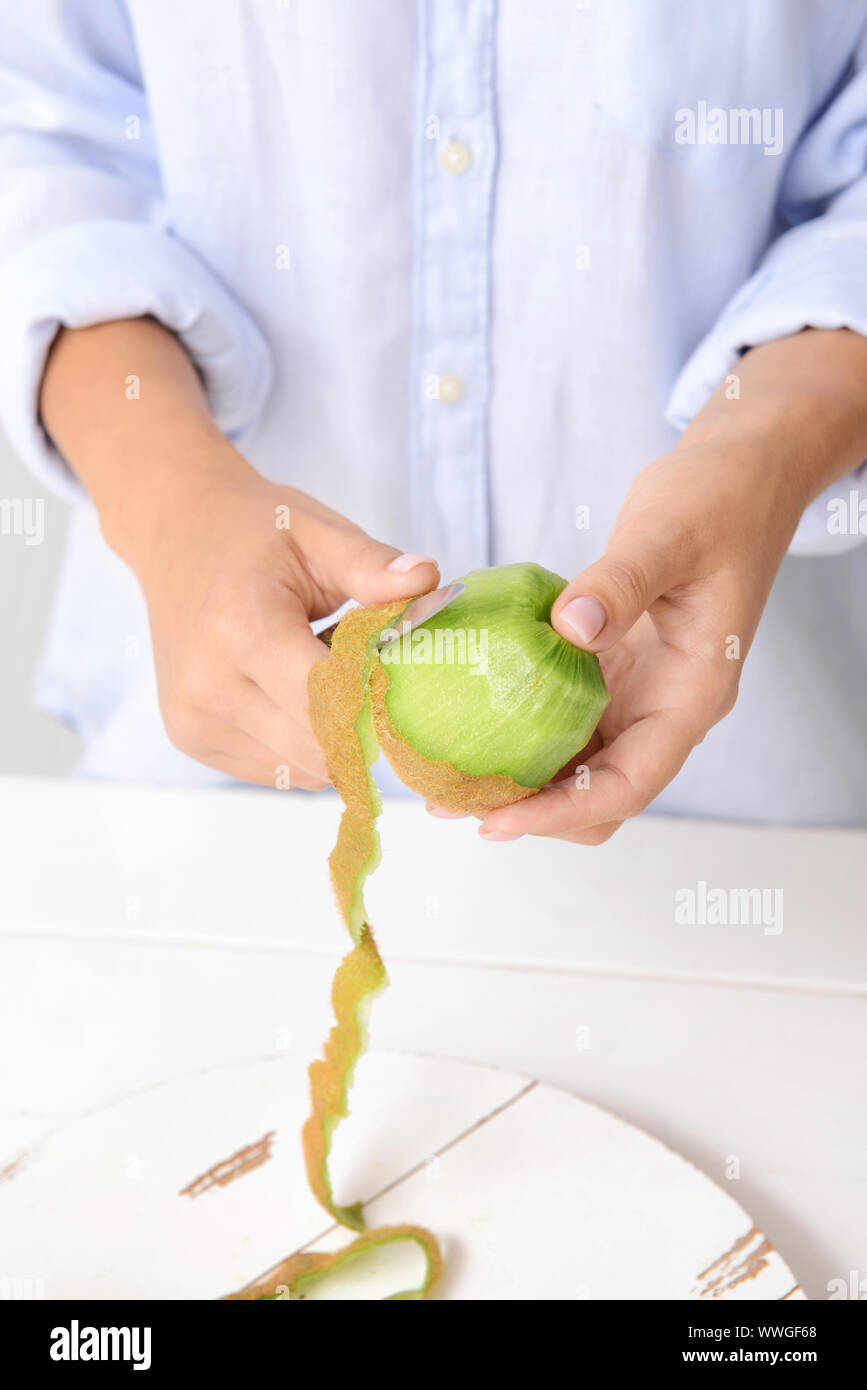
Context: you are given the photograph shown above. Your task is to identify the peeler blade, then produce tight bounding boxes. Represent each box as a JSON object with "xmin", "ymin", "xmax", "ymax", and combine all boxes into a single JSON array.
[{"xmin": 376, "ymin": 581, "xmax": 467, "ymax": 649}]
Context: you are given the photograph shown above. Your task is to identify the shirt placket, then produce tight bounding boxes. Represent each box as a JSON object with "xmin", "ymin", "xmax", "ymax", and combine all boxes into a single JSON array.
[{"xmin": 411, "ymin": 0, "xmax": 498, "ymax": 578}]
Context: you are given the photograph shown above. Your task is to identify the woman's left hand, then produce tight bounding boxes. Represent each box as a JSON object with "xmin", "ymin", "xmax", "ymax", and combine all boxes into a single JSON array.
[{"xmin": 477, "ymin": 434, "xmax": 806, "ymax": 844}]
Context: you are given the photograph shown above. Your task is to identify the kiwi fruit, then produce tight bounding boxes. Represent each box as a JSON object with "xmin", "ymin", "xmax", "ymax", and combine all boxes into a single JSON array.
[{"xmin": 370, "ymin": 562, "xmax": 609, "ymax": 813}]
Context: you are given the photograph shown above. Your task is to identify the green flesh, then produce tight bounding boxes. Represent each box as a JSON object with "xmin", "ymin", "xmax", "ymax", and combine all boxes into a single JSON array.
[{"xmin": 380, "ymin": 563, "xmax": 610, "ymax": 787}]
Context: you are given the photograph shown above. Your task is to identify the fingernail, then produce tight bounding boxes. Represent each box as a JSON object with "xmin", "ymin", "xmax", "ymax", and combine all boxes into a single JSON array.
[
  {"xmin": 559, "ymin": 595, "xmax": 607, "ymax": 645},
  {"xmin": 426, "ymin": 804, "xmax": 469, "ymax": 819},
  {"xmin": 387, "ymin": 552, "xmax": 436, "ymax": 574},
  {"xmin": 479, "ymin": 829, "xmax": 524, "ymax": 842}
]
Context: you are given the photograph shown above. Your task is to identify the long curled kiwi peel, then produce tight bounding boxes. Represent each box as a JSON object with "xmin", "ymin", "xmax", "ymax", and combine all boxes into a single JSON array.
[
  {"xmin": 304, "ymin": 602, "xmax": 443, "ymax": 1290},
  {"xmin": 231, "ymin": 599, "xmax": 442, "ymax": 1301}
]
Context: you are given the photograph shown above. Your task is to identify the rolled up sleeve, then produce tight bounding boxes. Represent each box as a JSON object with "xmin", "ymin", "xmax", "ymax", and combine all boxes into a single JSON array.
[
  {"xmin": 0, "ymin": 1, "xmax": 273, "ymax": 501},
  {"xmin": 667, "ymin": 25, "xmax": 867, "ymax": 557}
]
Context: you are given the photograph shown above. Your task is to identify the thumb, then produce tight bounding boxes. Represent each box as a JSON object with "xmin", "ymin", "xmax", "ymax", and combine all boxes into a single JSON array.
[
  {"xmin": 552, "ymin": 533, "xmax": 684, "ymax": 653},
  {"xmin": 315, "ymin": 518, "xmax": 440, "ymax": 607}
]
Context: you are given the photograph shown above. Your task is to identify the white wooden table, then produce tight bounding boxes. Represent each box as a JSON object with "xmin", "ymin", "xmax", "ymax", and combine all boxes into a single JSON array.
[{"xmin": 0, "ymin": 775, "xmax": 864, "ymax": 1298}]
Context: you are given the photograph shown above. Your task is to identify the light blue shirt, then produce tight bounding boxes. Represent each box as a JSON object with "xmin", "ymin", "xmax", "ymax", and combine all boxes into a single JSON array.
[{"xmin": 1, "ymin": 1, "xmax": 866, "ymax": 823}]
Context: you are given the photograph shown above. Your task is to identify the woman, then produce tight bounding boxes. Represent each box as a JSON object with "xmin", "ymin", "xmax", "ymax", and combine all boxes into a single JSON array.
[{"xmin": 1, "ymin": 0, "xmax": 865, "ymax": 842}]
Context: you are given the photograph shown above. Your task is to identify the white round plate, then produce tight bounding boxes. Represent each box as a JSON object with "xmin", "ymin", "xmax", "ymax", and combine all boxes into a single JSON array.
[{"xmin": 0, "ymin": 1052, "xmax": 802, "ymax": 1300}]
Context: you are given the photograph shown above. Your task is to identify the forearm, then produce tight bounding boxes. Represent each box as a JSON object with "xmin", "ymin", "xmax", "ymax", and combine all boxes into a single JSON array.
[
  {"xmin": 679, "ymin": 327, "xmax": 867, "ymax": 510},
  {"xmin": 39, "ymin": 316, "xmax": 253, "ymax": 574}
]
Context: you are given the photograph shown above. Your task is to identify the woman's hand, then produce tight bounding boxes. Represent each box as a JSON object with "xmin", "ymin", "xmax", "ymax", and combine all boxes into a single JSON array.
[
  {"xmin": 40, "ymin": 316, "xmax": 438, "ymax": 787},
  {"xmin": 140, "ymin": 462, "xmax": 438, "ymax": 787},
  {"xmin": 476, "ymin": 328, "xmax": 867, "ymax": 844},
  {"xmin": 479, "ymin": 435, "xmax": 801, "ymax": 843}
]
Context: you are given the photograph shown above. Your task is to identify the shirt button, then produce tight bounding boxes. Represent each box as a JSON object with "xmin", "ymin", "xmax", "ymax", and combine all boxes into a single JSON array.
[
  {"xmin": 437, "ymin": 373, "xmax": 465, "ymax": 404},
  {"xmin": 439, "ymin": 141, "xmax": 471, "ymax": 174}
]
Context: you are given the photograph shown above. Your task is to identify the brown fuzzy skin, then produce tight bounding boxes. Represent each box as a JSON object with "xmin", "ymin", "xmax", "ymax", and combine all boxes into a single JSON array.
[
  {"xmin": 308, "ymin": 600, "xmax": 406, "ymax": 927},
  {"xmin": 368, "ymin": 659, "xmax": 538, "ymax": 816},
  {"xmin": 300, "ymin": 926, "xmax": 386, "ymax": 1229},
  {"xmin": 302, "ymin": 601, "xmax": 409, "ymax": 1232}
]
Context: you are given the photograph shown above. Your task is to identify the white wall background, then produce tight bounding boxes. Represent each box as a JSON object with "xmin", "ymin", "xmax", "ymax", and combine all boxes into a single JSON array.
[{"xmin": 0, "ymin": 428, "xmax": 81, "ymax": 774}]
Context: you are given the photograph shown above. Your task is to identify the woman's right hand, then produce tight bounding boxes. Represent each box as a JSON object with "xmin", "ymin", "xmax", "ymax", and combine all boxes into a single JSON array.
[
  {"xmin": 138, "ymin": 462, "xmax": 439, "ymax": 788},
  {"xmin": 40, "ymin": 316, "xmax": 439, "ymax": 788}
]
